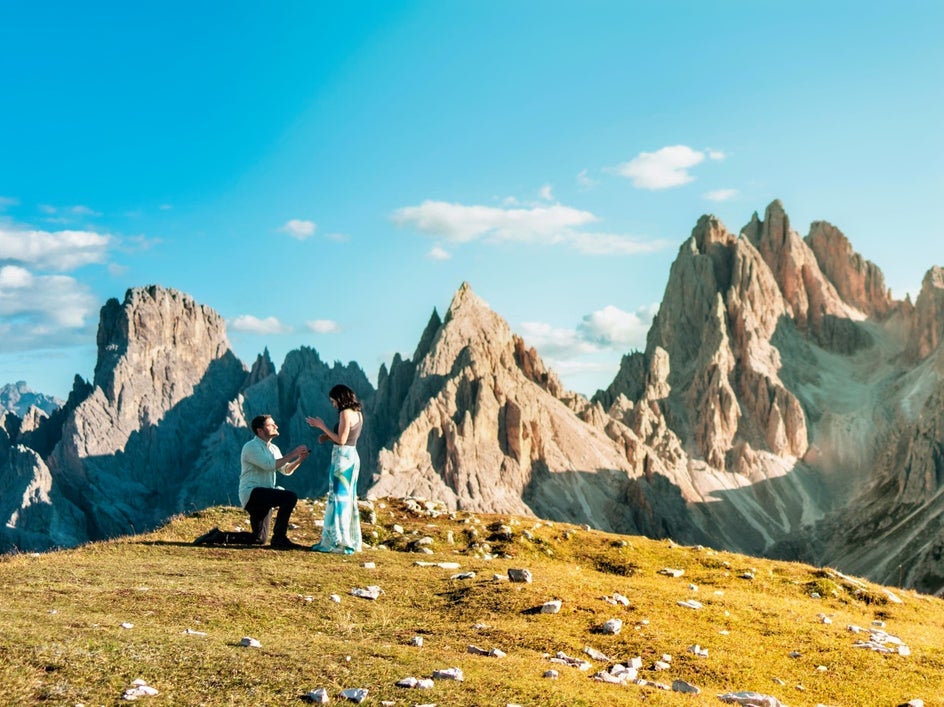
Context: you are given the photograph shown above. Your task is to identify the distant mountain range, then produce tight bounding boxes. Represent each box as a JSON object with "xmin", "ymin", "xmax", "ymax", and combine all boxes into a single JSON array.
[
  {"xmin": 0, "ymin": 381, "xmax": 62, "ymax": 417},
  {"xmin": 3, "ymin": 200, "xmax": 944, "ymax": 595}
]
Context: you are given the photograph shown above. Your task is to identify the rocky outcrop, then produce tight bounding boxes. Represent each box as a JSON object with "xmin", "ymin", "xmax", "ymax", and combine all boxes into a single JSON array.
[
  {"xmin": 367, "ymin": 283, "xmax": 701, "ymax": 541},
  {"xmin": 905, "ymin": 266, "xmax": 944, "ymax": 362},
  {"xmin": 45, "ymin": 286, "xmax": 248, "ymax": 540},
  {"xmin": 0, "ymin": 381, "xmax": 63, "ymax": 416}
]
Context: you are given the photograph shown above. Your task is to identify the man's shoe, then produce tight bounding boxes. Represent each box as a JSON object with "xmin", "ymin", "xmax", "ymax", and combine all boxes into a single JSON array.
[
  {"xmin": 193, "ymin": 527, "xmax": 222, "ymax": 545},
  {"xmin": 270, "ymin": 537, "xmax": 305, "ymax": 550}
]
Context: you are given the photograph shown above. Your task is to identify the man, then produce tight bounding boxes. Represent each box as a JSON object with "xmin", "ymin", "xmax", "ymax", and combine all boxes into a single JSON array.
[{"xmin": 194, "ymin": 414, "xmax": 309, "ymax": 549}]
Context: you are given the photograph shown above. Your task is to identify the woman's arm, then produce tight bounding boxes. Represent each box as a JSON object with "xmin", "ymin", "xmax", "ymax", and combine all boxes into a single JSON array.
[{"xmin": 306, "ymin": 410, "xmax": 354, "ymax": 445}]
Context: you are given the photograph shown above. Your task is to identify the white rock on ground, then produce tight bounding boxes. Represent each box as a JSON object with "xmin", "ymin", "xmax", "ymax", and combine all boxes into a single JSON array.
[
  {"xmin": 543, "ymin": 669, "xmax": 559, "ymax": 679},
  {"xmin": 508, "ymin": 568, "xmax": 532, "ymax": 583},
  {"xmin": 431, "ymin": 667, "xmax": 464, "ymax": 681},
  {"xmin": 121, "ymin": 679, "xmax": 159, "ymax": 701},
  {"xmin": 677, "ymin": 599, "xmax": 703, "ymax": 609},
  {"xmin": 410, "ymin": 635, "xmax": 424, "ymax": 646},
  {"xmin": 550, "ymin": 651, "xmax": 592, "ymax": 670},
  {"xmin": 239, "ymin": 637, "xmax": 261, "ymax": 648},
  {"xmin": 718, "ymin": 692, "xmax": 787, "ymax": 706},
  {"xmin": 672, "ymin": 680, "xmax": 700, "ymax": 694},
  {"xmin": 659, "ymin": 568, "xmax": 685, "ymax": 577},
  {"xmin": 303, "ymin": 687, "xmax": 329, "ymax": 703},
  {"xmin": 583, "ymin": 646, "xmax": 609, "ymax": 661},
  {"xmin": 340, "ymin": 687, "xmax": 368, "ymax": 703},
  {"xmin": 350, "ymin": 585, "xmax": 383, "ymax": 600},
  {"xmin": 600, "ymin": 618, "xmax": 622, "ymax": 634},
  {"xmin": 540, "ymin": 600, "xmax": 562, "ymax": 614}
]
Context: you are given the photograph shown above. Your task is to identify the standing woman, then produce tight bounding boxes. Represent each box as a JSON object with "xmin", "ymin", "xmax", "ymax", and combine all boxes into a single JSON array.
[{"xmin": 306, "ymin": 384, "xmax": 363, "ymax": 554}]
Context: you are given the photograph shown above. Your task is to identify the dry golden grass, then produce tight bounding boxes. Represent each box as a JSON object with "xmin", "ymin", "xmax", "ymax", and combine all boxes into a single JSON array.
[{"xmin": 0, "ymin": 497, "xmax": 942, "ymax": 706}]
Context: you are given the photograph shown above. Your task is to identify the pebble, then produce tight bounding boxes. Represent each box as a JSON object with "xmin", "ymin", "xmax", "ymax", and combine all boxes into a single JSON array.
[
  {"xmin": 659, "ymin": 568, "xmax": 685, "ymax": 577},
  {"xmin": 677, "ymin": 599, "xmax": 703, "ymax": 609},
  {"xmin": 672, "ymin": 680, "xmax": 700, "ymax": 694},
  {"xmin": 539, "ymin": 600, "xmax": 562, "ymax": 614},
  {"xmin": 351, "ymin": 585, "xmax": 383, "ymax": 600},
  {"xmin": 583, "ymin": 646, "xmax": 609, "ymax": 661},
  {"xmin": 410, "ymin": 636, "xmax": 424, "ymax": 647},
  {"xmin": 431, "ymin": 667, "xmax": 464, "ymax": 681},
  {"xmin": 543, "ymin": 669, "xmax": 559, "ymax": 679},
  {"xmin": 508, "ymin": 568, "xmax": 532, "ymax": 583},
  {"xmin": 340, "ymin": 687, "xmax": 368, "ymax": 703},
  {"xmin": 718, "ymin": 692, "xmax": 787, "ymax": 707},
  {"xmin": 361, "ymin": 562, "xmax": 376, "ymax": 569},
  {"xmin": 652, "ymin": 660, "xmax": 671, "ymax": 671},
  {"xmin": 600, "ymin": 618, "xmax": 622, "ymax": 634},
  {"xmin": 688, "ymin": 644, "xmax": 708, "ymax": 657},
  {"xmin": 303, "ymin": 687, "xmax": 329, "ymax": 703},
  {"xmin": 451, "ymin": 572, "xmax": 476, "ymax": 580},
  {"xmin": 182, "ymin": 628, "xmax": 207, "ymax": 636},
  {"xmin": 329, "ymin": 594, "xmax": 341, "ymax": 603},
  {"xmin": 240, "ymin": 637, "xmax": 262, "ymax": 648},
  {"xmin": 550, "ymin": 651, "xmax": 592, "ymax": 670},
  {"xmin": 121, "ymin": 679, "xmax": 159, "ymax": 701},
  {"xmin": 120, "ymin": 623, "xmax": 134, "ymax": 629}
]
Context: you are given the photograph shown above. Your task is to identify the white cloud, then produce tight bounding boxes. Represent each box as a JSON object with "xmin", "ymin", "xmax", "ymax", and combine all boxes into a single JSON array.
[
  {"xmin": 0, "ymin": 265, "xmax": 98, "ymax": 338},
  {"xmin": 229, "ymin": 315, "xmax": 292, "ymax": 335},
  {"xmin": 159, "ymin": 204, "xmax": 173, "ymax": 211},
  {"xmin": 306, "ymin": 319, "xmax": 341, "ymax": 334},
  {"xmin": 704, "ymin": 188, "xmax": 739, "ymax": 202},
  {"xmin": 0, "ymin": 196, "xmax": 19, "ymax": 210},
  {"xmin": 391, "ymin": 200, "xmax": 596, "ymax": 244},
  {"xmin": 518, "ymin": 321, "xmax": 599, "ymax": 358},
  {"xmin": 0, "ymin": 227, "xmax": 111, "ymax": 271},
  {"xmin": 612, "ymin": 145, "xmax": 707, "ymax": 189},
  {"xmin": 279, "ymin": 219, "xmax": 317, "ymax": 240},
  {"xmin": 577, "ymin": 303, "xmax": 658, "ymax": 348},
  {"xmin": 325, "ymin": 232, "xmax": 349, "ymax": 243},
  {"xmin": 707, "ymin": 149, "xmax": 727, "ymax": 161},
  {"xmin": 539, "ymin": 184, "xmax": 554, "ymax": 201},
  {"xmin": 576, "ymin": 168, "xmax": 598, "ymax": 190},
  {"xmin": 392, "ymin": 199, "xmax": 668, "ymax": 256},
  {"xmin": 568, "ymin": 232, "xmax": 671, "ymax": 256},
  {"xmin": 428, "ymin": 245, "xmax": 451, "ymax": 261},
  {"xmin": 70, "ymin": 205, "xmax": 101, "ymax": 217}
]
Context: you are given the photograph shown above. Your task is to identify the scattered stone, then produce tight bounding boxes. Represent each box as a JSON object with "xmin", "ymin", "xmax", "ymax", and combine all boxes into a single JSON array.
[
  {"xmin": 659, "ymin": 568, "xmax": 685, "ymax": 578},
  {"xmin": 740, "ymin": 571, "xmax": 756, "ymax": 580},
  {"xmin": 884, "ymin": 589, "xmax": 904, "ymax": 604},
  {"xmin": 451, "ymin": 572, "xmax": 476, "ymax": 580},
  {"xmin": 661, "ymin": 654, "xmax": 672, "ymax": 663},
  {"xmin": 302, "ymin": 687, "xmax": 329, "ymax": 703},
  {"xmin": 240, "ymin": 637, "xmax": 261, "ymax": 648},
  {"xmin": 810, "ymin": 592, "xmax": 822, "ymax": 599},
  {"xmin": 361, "ymin": 562, "xmax": 376, "ymax": 569},
  {"xmin": 652, "ymin": 660, "xmax": 671, "ymax": 671},
  {"xmin": 848, "ymin": 625, "xmax": 910, "ymax": 655},
  {"xmin": 871, "ymin": 620, "xmax": 886, "ymax": 628},
  {"xmin": 340, "ymin": 687, "xmax": 368, "ymax": 703},
  {"xmin": 688, "ymin": 644, "xmax": 708, "ymax": 657},
  {"xmin": 392, "ymin": 524, "xmax": 404, "ymax": 534},
  {"xmin": 599, "ymin": 618, "xmax": 622, "ymax": 635},
  {"xmin": 182, "ymin": 628, "xmax": 207, "ymax": 636},
  {"xmin": 410, "ymin": 636, "xmax": 424, "ymax": 647},
  {"xmin": 677, "ymin": 599, "xmax": 703, "ymax": 609},
  {"xmin": 543, "ymin": 669, "xmax": 559, "ymax": 679},
  {"xmin": 772, "ymin": 677, "xmax": 786, "ymax": 686},
  {"xmin": 489, "ymin": 648, "xmax": 507, "ymax": 658},
  {"xmin": 329, "ymin": 594, "xmax": 341, "ymax": 603},
  {"xmin": 672, "ymin": 680, "xmax": 700, "ymax": 694},
  {"xmin": 431, "ymin": 667, "xmax": 464, "ymax": 681},
  {"xmin": 718, "ymin": 692, "xmax": 787, "ymax": 707},
  {"xmin": 816, "ymin": 665, "xmax": 828, "ymax": 672},
  {"xmin": 550, "ymin": 651, "xmax": 592, "ymax": 670},
  {"xmin": 539, "ymin": 600, "xmax": 562, "ymax": 614},
  {"xmin": 395, "ymin": 677, "xmax": 418, "ymax": 687},
  {"xmin": 472, "ymin": 623, "xmax": 490, "ymax": 630},
  {"xmin": 301, "ymin": 595, "xmax": 314, "ymax": 602},
  {"xmin": 413, "ymin": 560, "xmax": 461, "ymax": 569},
  {"xmin": 583, "ymin": 646, "xmax": 609, "ymax": 661},
  {"xmin": 897, "ymin": 700, "xmax": 924, "ymax": 707},
  {"xmin": 788, "ymin": 651, "xmax": 801, "ymax": 658},
  {"xmin": 416, "ymin": 679, "xmax": 434, "ymax": 689},
  {"xmin": 122, "ymin": 679, "xmax": 159, "ymax": 701},
  {"xmin": 493, "ymin": 574, "xmax": 507, "ymax": 581},
  {"xmin": 350, "ymin": 585, "xmax": 383, "ymax": 600},
  {"xmin": 603, "ymin": 592, "xmax": 630, "ymax": 606},
  {"xmin": 816, "ymin": 613, "xmax": 832, "ymax": 624},
  {"xmin": 120, "ymin": 622, "xmax": 134, "ymax": 629},
  {"xmin": 508, "ymin": 568, "xmax": 532, "ymax": 583}
]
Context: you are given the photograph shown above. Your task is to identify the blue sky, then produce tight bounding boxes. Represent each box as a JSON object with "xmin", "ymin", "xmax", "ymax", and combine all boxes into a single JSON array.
[{"xmin": 1, "ymin": 1, "xmax": 942, "ymax": 400}]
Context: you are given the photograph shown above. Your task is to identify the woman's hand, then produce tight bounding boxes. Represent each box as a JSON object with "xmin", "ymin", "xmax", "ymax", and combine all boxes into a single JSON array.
[{"xmin": 306, "ymin": 416, "xmax": 325, "ymax": 431}]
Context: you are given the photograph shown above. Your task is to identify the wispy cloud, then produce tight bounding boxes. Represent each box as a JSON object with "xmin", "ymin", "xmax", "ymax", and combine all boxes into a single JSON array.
[
  {"xmin": 576, "ymin": 168, "xmax": 598, "ymax": 190},
  {"xmin": 0, "ymin": 265, "xmax": 98, "ymax": 350},
  {"xmin": 519, "ymin": 302, "xmax": 657, "ymax": 374},
  {"xmin": 539, "ymin": 184, "xmax": 554, "ymax": 201},
  {"xmin": 306, "ymin": 319, "xmax": 341, "ymax": 334},
  {"xmin": 392, "ymin": 200, "xmax": 666, "ymax": 256},
  {"xmin": 229, "ymin": 315, "xmax": 293, "ymax": 335},
  {"xmin": 704, "ymin": 188, "xmax": 738, "ymax": 202},
  {"xmin": 428, "ymin": 245, "xmax": 451, "ymax": 261},
  {"xmin": 577, "ymin": 303, "xmax": 658, "ymax": 347},
  {"xmin": 0, "ymin": 196, "xmax": 19, "ymax": 210},
  {"xmin": 0, "ymin": 227, "xmax": 112, "ymax": 271},
  {"xmin": 279, "ymin": 219, "xmax": 317, "ymax": 240},
  {"xmin": 611, "ymin": 145, "xmax": 724, "ymax": 190}
]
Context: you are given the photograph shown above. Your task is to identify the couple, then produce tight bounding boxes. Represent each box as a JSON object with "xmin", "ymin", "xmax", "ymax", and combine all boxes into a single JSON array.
[{"xmin": 194, "ymin": 384, "xmax": 363, "ymax": 553}]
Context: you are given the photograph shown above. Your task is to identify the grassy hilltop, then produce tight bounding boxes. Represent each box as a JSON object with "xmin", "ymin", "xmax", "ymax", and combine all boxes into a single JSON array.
[{"xmin": 1, "ymin": 498, "xmax": 942, "ymax": 706}]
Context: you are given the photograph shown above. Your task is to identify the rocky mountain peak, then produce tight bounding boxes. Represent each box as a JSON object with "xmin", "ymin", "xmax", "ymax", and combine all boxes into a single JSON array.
[{"xmin": 906, "ymin": 265, "xmax": 944, "ymax": 361}]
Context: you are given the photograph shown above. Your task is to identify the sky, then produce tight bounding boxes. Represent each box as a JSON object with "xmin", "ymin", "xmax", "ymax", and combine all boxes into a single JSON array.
[{"xmin": 1, "ymin": 1, "xmax": 942, "ymax": 401}]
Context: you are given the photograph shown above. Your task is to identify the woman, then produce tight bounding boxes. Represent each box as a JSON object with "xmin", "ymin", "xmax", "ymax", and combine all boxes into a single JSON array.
[{"xmin": 306, "ymin": 384, "xmax": 363, "ymax": 554}]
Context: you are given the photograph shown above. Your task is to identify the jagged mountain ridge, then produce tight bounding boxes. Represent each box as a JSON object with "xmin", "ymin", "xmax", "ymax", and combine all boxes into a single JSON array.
[{"xmin": 3, "ymin": 201, "xmax": 944, "ymax": 594}]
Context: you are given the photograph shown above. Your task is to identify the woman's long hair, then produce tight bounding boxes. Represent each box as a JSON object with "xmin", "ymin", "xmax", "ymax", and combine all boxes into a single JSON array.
[{"xmin": 329, "ymin": 384, "xmax": 361, "ymax": 412}]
